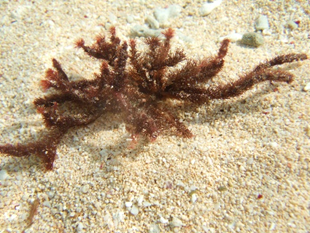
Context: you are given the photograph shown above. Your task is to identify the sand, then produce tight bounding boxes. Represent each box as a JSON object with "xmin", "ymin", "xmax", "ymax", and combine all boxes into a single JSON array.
[{"xmin": 0, "ymin": 0, "xmax": 309, "ymax": 232}]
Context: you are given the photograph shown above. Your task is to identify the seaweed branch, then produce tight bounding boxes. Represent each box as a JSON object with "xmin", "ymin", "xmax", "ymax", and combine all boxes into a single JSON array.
[{"xmin": 0, "ymin": 27, "xmax": 307, "ymax": 170}]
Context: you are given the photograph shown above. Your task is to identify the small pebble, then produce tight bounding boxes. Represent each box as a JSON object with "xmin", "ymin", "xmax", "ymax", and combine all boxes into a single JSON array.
[
  {"xmin": 143, "ymin": 201, "xmax": 152, "ymax": 207},
  {"xmin": 130, "ymin": 24, "xmax": 146, "ymax": 37},
  {"xmin": 218, "ymin": 186, "xmax": 227, "ymax": 191},
  {"xmin": 130, "ymin": 25, "xmax": 162, "ymax": 38},
  {"xmin": 200, "ymin": 0, "xmax": 222, "ymax": 16},
  {"xmin": 80, "ymin": 184, "xmax": 89, "ymax": 194},
  {"xmin": 76, "ymin": 223, "xmax": 84, "ymax": 232},
  {"xmin": 255, "ymin": 15, "xmax": 269, "ymax": 31},
  {"xmin": 170, "ymin": 217, "xmax": 183, "ymax": 227},
  {"xmin": 286, "ymin": 20, "xmax": 299, "ymax": 30},
  {"xmin": 241, "ymin": 32, "xmax": 264, "ymax": 47},
  {"xmin": 125, "ymin": 201, "xmax": 132, "ymax": 208},
  {"xmin": 0, "ymin": 169, "xmax": 9, "ymax": 180},
  {"xmin": 154, "ymin": 8, "xmax": 169, "ymax": 27},
  {"xmin": 153, "ymin": 4, "xmax": 181, "ymax": 28},
  {"xmin": 149, "ymin": 223, "xmax": 161, "ymax": 233},
  {"xmin": 113, "ymin": 211, "xmax": 124, "ymax": 224},
  {"xmin": 159, "ymin": 215, "xmax": 169, "ymax": 224},
  {"xmin": 137, "ymin": 195, "xmax": 144, "ymax": 206},
  {"xmin": 145, "ymin": 15, "xmax": 159, "ymax": 29},
  {"xmin": 108, "ymin": 13, "xmax": 117, "ymax": 24},
  {"xmin": 167, "ymin": 4, "xmax": 182, "ymax": 18},
  {"xmin": 47, "ymin": 191, "xmax": 55, "ymax": 199},
  {"xmin": 303, "ymin": 83, "xmax": 310, "ymax": 91},
  {"xmin": 126, "ymin": 15, "xmax": 134, "ymax": 24},
  {"xmin": 129, "ymin": 205, "xmax": 139, "ymax": 215},
  {"xmin": 191, "ymin": 193, "xmax": 198, "ymax": 203},
  {"xmin": 246, "ymin": 157, "xmax": 254, "ymax": 165},
  {"xmin": 43, "ymin": 200, "xmax": 51, "ymax": 208},
  {"xmin": 219, "ymin": 32, "xmax": 243, "ymax": 42},
  {"xmin": 99, "ymin": 148, "xmax": 107, "ymax": 156},
  {"xmin": 269, "ymin": 141, "xmax": 278, "ymax": 149}
]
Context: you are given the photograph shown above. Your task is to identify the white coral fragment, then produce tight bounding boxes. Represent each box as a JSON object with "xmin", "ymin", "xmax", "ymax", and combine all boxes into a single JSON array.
[{"xmin": 200, "ymin": 0, "xmax": 222, "ymax": 16}]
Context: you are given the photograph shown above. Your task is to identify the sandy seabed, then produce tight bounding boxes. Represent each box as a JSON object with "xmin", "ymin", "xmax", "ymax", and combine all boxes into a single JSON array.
[{"xmin": 0, "ymin": 0, "xmax": 309, "ymax": 232}]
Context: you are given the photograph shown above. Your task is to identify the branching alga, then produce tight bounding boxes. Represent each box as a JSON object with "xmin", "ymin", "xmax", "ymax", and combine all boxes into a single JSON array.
[{"xmin": 0, "ymin": 27, "xmax": 307, "ymax": 170}]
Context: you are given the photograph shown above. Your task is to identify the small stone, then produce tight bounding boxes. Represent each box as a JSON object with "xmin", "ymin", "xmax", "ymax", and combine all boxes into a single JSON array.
[
  {"xmin": 219, "ymin": 32, "xmax": 243, "ymax": 42},
  {"xmin": 269, "ymin": 142, "xmax": 278, "ymax": 149},
  {"xmin": 145, "ymin": 15, "xmax": 159, "ymax": 29},
  {"xmin": 154, "ymin": 8, "xmax": 170, "ymax": 27},
  {"xmin": 261, "ymin": 29, "xmax": 272, "ymax": 36},
  {"xmin": 130, "ymin": 25, "xmax": 162, "ymax": 38},
  {"xmin": 103, "ymin": 212, "xmax": 113, "ymax": 228},
  {"xmin": 303, "ymin": 83, "xmax": 310, "ymax": 91},
  {"xmin": 153, "ymin": 4, "xmax": 181, "ymax": 27},
  {"xmin": 149, "ymin": 223, "xmax": 160, "ymax": 233},
  {"xmin": 255, "ymin": 15, "xmax": 269, "ymax": 31},
  {"xmin": 200, "ymin": 0, "xmax": 222, "ymax": 16},
  {"xmin": 286, "ymin": 20, "xmax": 298, "ymax": 30},
  {"xmin": 125, "ymin": 201, "xmax": 132, "ymax": 208},
  {"xmin": 108, "ymin": 13, "xmax": 117, "ymax": 24},
  {"xmin": 126, "ymin": 15, "xmax": 134, "ymax": 23},
  {"xmin": 47, "ymin": 191, "xmax": 55, "ymax": 199},
  {"xmin": 159, "ymin": 215, "xmax": 169, "ymax": 224},
  {"xmin": 0, "ymin": 169, "xmax": 9, "ymax": 180},
  {"xmin": 167, "ymin": 4, "xmax": 182, "ymax": 18},
  {"xmin": 218, "ymin": 186, "xmax": 227, "ymax": 191},
  {"xmin": 170, "ymin": 217, "xmax": 183, "ymax": 227},
  {"xmin": 6, "ymin": 213, "xmax": 17, "ymax": 222},
  {"xmin": 80, "ymin": 184, "xmax": 89, "ymax": 194},
  {"xmin": 241, "ymin": 32, "xmax": 264, "ymax": 47},
  {"xmin": 76, "ymin": 223, "xmax": 84, "ymax": 232},
  {"xmin": 130, "ymin": 24, "xmax": 146, "ymax": 37},
  {"xmin": 176, "ymin": 180, "xmax": 185, "ymax": 188},
  {"xmin": 113, "ymin": 211, "xmax": 125, "ymax": 224},
  {"xmin": 246, "ymin": 157, "xmax": 254, "ymax": 165},
  {"xmin": 129, "ymin": 205, "xmax": 139, "ymax": 215},
  {"xmin": 99, "ymin": 148, "xmax": 107, "ymax": 156},
  {"xmin": 108, "ymin": 158, "xmax": 121, "ymax": 166},
  {"xmin": 191, "ymin": 193, "xmax": 198, "ymax": 203},
  {"xmin": 43, "ymin": 200, "xmax": 51, "ymax": 208},
  {"xmin": 143, "ymin": 201, "xmax": 152, "ymax": 207},
  {"xmin": 137, "ymin": 195, "xmax": 144, "ymax": 206}
]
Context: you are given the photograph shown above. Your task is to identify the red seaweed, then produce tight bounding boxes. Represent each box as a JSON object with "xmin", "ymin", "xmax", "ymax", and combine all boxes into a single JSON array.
[{"xmin": 0, "ymin": 27, "xmax": 307, "ymax": 170}]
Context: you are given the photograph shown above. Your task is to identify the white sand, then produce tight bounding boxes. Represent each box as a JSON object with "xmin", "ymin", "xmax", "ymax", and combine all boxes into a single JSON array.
[{"xmin": 0, "ymin": 0, "xmax": 309, "ymax": 232}]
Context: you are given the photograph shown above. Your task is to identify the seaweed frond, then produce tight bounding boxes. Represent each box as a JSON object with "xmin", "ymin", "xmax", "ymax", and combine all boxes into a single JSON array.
[{"xmin": 0, "ymin": 27, "xmax": 307, "ymax": 170}]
